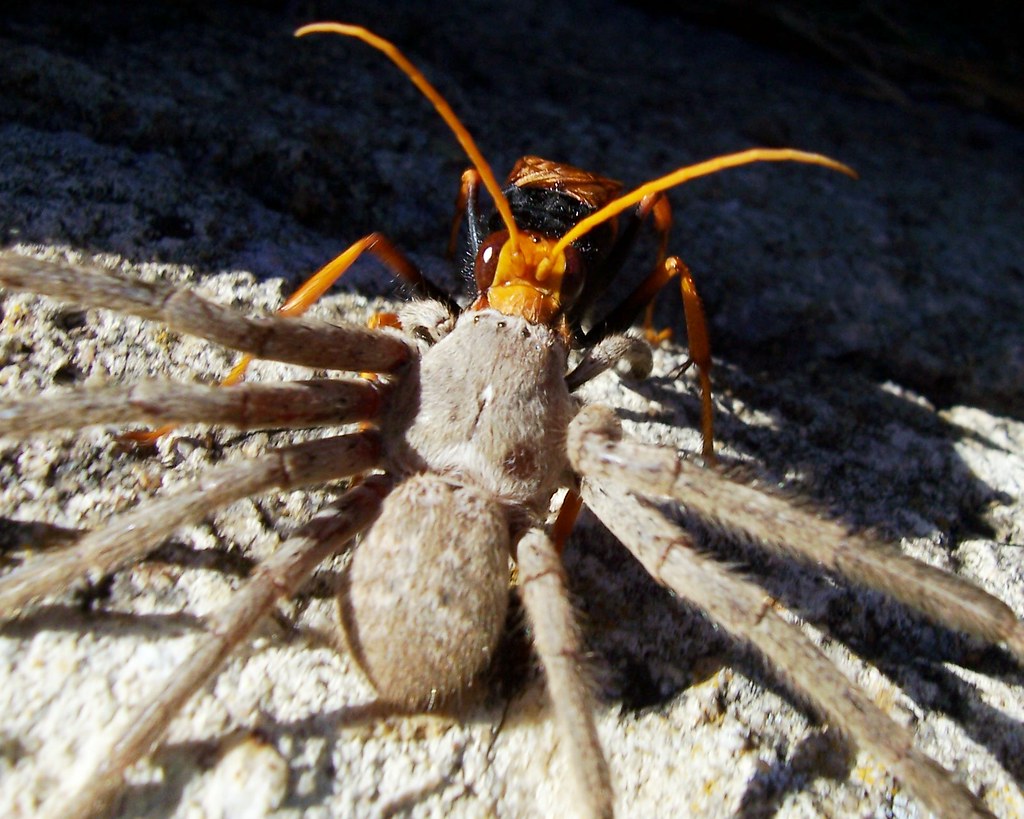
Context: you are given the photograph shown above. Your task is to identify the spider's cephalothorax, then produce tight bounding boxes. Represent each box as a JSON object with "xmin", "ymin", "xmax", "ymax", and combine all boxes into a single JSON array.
[{"xmin": 0, "ymin": 20, "xmax": 1020, "ymax": 819}]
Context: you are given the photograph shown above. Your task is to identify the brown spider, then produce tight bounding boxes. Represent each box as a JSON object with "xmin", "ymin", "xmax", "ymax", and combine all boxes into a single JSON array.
[{"xmin": 1, "ymin": 22, "xmax": 1022, "ymax": 819}]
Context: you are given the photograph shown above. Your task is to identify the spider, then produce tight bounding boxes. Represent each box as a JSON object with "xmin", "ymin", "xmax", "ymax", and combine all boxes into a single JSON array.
[{"xmin": 1, "ymin": 21, "xmax": 1022, "ymax": 819}]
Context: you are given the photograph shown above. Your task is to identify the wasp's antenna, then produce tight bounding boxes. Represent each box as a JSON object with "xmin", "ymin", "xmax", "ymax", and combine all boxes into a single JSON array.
[
  {"xmin": 295, "ymin": 23, "xmax": 521, "ymax": 254},
  {"xmin": 544, "ymin": 148, "xmax": 857, "ymax": 271}
]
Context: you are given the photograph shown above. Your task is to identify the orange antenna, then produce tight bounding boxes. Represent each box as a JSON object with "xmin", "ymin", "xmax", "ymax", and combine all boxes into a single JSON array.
[
  {"xmin": 543, "ymin": 148, "xmax": 857, "ymax": 273},
  {"xmin": 295, "ymin": 23, "xmax": 521, "ymax": 253}
]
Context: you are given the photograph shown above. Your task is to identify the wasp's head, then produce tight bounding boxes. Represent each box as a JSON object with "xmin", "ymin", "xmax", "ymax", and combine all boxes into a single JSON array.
[{"xmin": 470, "ymin": 230, "xmax": 584, "ymax": 325}]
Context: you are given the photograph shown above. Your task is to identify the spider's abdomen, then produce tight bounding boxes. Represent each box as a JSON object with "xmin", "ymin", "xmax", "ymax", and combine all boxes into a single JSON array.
[{"xmin": 340, "ymin": 474, "xmax": 510, "ymax": 707}]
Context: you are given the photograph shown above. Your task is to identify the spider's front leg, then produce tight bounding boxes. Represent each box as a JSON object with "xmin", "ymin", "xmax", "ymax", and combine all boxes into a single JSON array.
[
  {"xmin": 0, "ymin": 252, "xmax": 412, "ymax": 374},
  {"xmin": 0, "ymin": 249, "xmax": 422, "ymax": 614}
]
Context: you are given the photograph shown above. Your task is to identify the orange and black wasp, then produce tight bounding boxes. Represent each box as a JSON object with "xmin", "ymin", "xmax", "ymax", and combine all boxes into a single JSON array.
[{"xmin": 137, "ymin": 23, "xmax": 852, "ymax": 466}]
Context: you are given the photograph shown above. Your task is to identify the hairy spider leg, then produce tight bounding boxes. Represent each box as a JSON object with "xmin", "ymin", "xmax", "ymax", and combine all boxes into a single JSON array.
[{"xmin": 122, "ymin": 233, "xmax": 444, "ymax": 445}]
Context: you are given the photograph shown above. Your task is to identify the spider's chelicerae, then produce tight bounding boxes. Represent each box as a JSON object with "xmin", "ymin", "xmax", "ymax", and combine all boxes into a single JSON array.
[{"xmin": 2, "ymin": 22, "xmax": 1023, "ymax": 819}]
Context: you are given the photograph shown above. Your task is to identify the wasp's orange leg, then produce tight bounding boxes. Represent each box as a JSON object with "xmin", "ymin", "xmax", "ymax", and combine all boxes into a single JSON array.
[
  {"xmin": 569, "ymin": 183, "xmax": 714, "ymax": 458},
  {"xmin": 581, "ymin": 251, "xmax": 716, "ymax": 460},
  {"xmin": 637, "ymin": 192, "xmax": 675, "ymax": 344},
  {"xmin": 357, "ymin": 312, "xmax": 405, "ymax": 382},
  {"xmin": 673, "ymin": 258, "xmax": 715, "ymax": 462},
  {"xmin": 550, "ymin": 489, "xmax": 584, "ymax": 556},
  {"xmin": 576, "ymin": 190, "xmax": 674, "ymax": 342},
  {"xmin": 615, "ymin": 254, "xmax": 717, "ymax": 461},
  {"xmin": 597, "ymin": 187, "xmax": 675, "ymax": 344},
  {"xmin": 367, "ymin": 312, "xmax": 402, "ymax": 331}
]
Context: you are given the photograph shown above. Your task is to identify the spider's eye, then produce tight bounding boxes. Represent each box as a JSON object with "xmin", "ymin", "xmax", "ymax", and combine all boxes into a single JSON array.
[{"xmin": 473, "ymin": 230, "xmax": 509, "ymax": 293}]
